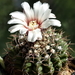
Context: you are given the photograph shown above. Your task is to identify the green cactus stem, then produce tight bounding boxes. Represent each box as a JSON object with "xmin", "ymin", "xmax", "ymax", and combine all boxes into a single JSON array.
[{"xmin": 3, "ymin": 27, "xmax": 69, "ymax": 75}]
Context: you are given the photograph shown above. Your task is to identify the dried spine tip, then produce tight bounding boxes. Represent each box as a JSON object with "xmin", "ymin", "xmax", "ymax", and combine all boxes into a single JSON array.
[
  {"xmin": 45, "ymin": 54, "xmax": 50, "ymax": 59},
  {"xmin": 34, "ymin": 44, "xmax": 40, "ymax": 48},
  {"xmin": 57, "ymin": 46, "xmax": 62, "ymax": 50},
  {"xmin": 50, "ymin": 49, "xmax": 55, "ymax": 54},
  {"xmin": 29, "ymin": 50, "xmax": 33, "ymax": 54},
  {"xmin": 51, "ymin": 44, "xmax": 55, "ymax": 46},
  {"xmin": 46, "ymin": 45, "xmax": 50, "ymax": 50}
]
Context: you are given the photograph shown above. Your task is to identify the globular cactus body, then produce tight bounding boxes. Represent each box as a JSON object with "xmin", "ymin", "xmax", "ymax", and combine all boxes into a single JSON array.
[{"xmin": 4, "ymin": 27, "xmax": 69, "ymax": 75}]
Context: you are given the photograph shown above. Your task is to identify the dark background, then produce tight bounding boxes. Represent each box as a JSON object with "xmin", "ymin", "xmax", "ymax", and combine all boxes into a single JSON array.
[{"xmin": 0, "ymin": 0, "xmax": 75, "ymax": 56}]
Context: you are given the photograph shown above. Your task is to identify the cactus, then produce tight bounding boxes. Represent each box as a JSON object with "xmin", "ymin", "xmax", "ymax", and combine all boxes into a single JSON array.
[
  {"xmin": 1, "ymin": 1, "xmax": 70, "ymax": 75},
  {"xmin": 3, "ymin": 27, "xmax": 69, "ymax": 75}
]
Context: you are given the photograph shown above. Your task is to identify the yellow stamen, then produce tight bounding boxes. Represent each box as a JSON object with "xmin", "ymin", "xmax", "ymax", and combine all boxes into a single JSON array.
[{"xmin": 29, "ymin": 21, "xmax": 38, "ymax": 30}]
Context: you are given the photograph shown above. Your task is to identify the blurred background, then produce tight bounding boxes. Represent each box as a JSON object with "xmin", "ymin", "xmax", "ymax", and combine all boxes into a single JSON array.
[{"xmin": 0, "ymin": 0, "xmax": 75, "ymax": 57}]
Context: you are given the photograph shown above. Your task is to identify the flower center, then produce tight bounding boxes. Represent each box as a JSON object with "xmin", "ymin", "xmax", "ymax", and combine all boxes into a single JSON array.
[{"xmin": 29, "ymin": 21, "xmax": 38, "ymax": 30}]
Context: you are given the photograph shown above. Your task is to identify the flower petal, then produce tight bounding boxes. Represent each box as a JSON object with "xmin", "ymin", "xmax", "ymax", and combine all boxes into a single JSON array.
[
  {"xmin": 20, "ymin": 27, "xmax": 28, "ymax": 34},
  {"xmin": 41, "ymin": 19, "xmax": 50, "ymax": 29},
  {"xmin": 49, "ymin": 19, "xmax": 61, "ymax": 27},
  {"xmin": 41, "ymin": 9, "xmax": 51, "ymax": 22},
  {"xmin": 33, "ymin": 1, "xmax": 42, "ymax": 10},
  {"xmin": 30, "ymin": 8, "xmax": 34, "ymax": 20},
  {"xmin": 33, "ymin": 1, "xmax": 42, "ymax": 19},
  {"xmin": 42, "ymin": 3, "xmax": 49, "ymax": 11},
  {"xmin": 38, "ymin": 3, "xmax": 49, "ymax": 23},
  {"xmin": 28, "ymin": 29, "xmax": 42, "ymax": 42},
  {"xmin": 8, "ymin": 19, "xmax": 26, "ymax": 25},
  {"xmin": 32, "ymin": 29, "xmax": 42, "ymax": 41},
  {"xmin": 21, "ymin": 2, "xmax": 30, "ymax": 10},
  {"xmin": 27, "ymin": 31, "xmax": 34, "ymax": 42},
  {"xmin": 10, "ymin": 11, "xmax": 26, "ymax": 21},
  {"xmin": 21, "ymin": 2, "xmax": 32, "ymax": 20},
  {"xmin": 8, "ymin": 25, "xmax": 26, "ymax": 33},
  {"xmin": 49, "ymin": 13, "xmax": 56, "ymax": 18}
]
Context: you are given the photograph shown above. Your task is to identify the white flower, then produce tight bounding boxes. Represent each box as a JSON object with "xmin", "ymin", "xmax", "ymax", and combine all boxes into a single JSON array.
[{"xmin": 8, "ymin": 1, "xmax": 61, "ymax": 42}]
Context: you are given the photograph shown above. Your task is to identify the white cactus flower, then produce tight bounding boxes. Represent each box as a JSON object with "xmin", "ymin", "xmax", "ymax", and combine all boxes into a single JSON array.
[{"xmin": 8, "ymin": 1, "xmax": 61, "ymax": 42}]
